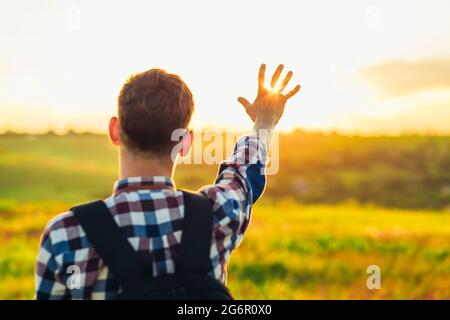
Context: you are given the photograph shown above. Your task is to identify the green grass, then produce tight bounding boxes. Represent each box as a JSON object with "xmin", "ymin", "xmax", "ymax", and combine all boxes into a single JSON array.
[
  {"xmin": 227, "ymin": 200, "xmax": 450, "ymax": 299},
  {"xmin": 0, "ymin": 133, "xmax": 449, "ymax": 299},
  {"xmin": 1, "ymin": 200, "xmax": 449, "ymax": 299}
]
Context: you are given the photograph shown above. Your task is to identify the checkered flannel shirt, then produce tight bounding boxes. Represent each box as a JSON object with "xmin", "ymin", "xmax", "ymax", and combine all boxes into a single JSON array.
[{"xmin": 35, "ymin": 134, "xmax": 267, "ymax": 299}]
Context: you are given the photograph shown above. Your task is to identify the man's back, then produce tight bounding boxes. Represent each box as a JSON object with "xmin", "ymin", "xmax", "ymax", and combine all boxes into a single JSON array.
[{"xmin": 35, "ymin": 135, "xmax": 267, "ymax": 299}]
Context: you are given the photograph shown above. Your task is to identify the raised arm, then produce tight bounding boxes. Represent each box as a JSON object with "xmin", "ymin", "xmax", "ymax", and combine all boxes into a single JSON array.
[{"xmin": 199, "ymin": 64, "xmax": 301, "ymax": 282}]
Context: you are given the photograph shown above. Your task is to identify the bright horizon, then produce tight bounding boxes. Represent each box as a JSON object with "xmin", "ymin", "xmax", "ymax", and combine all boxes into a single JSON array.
[{"xmin": 1, "ymin": 0, "xmax": 450, "ymax": 135}]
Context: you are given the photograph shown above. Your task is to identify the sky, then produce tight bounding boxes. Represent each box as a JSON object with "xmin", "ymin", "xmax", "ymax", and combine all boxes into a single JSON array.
[{"xmin": 1, "ymin": 0, "xmax": 450, "ymax": 134}]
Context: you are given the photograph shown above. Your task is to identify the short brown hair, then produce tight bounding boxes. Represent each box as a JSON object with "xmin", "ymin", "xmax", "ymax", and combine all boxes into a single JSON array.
[{"xmin": 118, "ymin": 68, "xmax": 194, "ymax": 154}]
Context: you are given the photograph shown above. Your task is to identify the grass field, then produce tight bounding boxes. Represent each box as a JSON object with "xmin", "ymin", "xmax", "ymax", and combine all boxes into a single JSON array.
[{"xmin": 0, "ymin": 133, "xmax": 449, "ymax": 299}]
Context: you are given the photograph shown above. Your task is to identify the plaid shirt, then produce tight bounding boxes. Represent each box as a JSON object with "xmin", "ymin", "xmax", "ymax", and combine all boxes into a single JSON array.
[{"xmin": 35, "ymin": 134, "xmax": 267, "ymax": 299}]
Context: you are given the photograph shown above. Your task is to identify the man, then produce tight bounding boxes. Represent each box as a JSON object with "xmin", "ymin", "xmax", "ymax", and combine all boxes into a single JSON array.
[{"xmin": 35, "ymin": 64, "xmax": 300, "ymax": 299}]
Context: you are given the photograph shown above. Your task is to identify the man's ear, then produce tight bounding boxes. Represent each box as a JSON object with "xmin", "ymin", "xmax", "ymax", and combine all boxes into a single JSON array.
[
  {"xmin": 179, "ymin": 129, "xmax": 193, "ymax": 157},
  {"xmin": 109, "ymin": 116, "xmax": 120, "ymax": 146}
]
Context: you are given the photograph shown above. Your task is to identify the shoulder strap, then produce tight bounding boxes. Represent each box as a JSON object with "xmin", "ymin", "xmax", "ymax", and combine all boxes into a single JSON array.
[
  {"xmin": 179, "ymin": 190, "xmax": 214, "ymax": 274},
  {"xmin": 71, "ymin": 200, "xmax": 150, "ymax": 293},
  {"xmin": 70, "ymin": 191, "xmax": 214, "ymax": 292}
]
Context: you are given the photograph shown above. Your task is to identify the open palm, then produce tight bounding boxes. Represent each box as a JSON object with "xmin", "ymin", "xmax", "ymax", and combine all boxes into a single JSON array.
[{"xmin": 238, "ymin": 64, "xmax": 301, "ymax": 127}]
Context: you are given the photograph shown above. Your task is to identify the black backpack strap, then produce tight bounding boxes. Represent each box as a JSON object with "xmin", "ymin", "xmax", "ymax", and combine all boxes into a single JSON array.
[
  {"xmin": 179, "ymin": 190, "xmax": 214, "ymax": 274},
  {"xmin": 71, "ymin": 191, "xmax": 215, "ymax": 294},
  {"xmin": 71, "ymin": 200, "xmax": 150, "ymax": 293}
]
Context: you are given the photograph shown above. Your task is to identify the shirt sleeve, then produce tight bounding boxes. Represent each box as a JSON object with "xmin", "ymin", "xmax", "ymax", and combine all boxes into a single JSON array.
[
  {"xmin": 199, "ymin": 134, "xmax": 268, "ymax": 277},
  {"xmin": 35, "ymin": 222, "xmax": 70, "ymax": 300}
]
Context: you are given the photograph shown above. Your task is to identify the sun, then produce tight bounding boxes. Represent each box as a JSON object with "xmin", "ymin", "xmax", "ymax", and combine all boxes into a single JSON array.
[{"xmin": 265, "ymin": 83, "xmax": 282, "ymax": 94}]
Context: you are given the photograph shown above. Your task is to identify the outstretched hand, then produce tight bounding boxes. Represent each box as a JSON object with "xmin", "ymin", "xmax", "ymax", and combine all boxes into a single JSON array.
[{"xmin": 238, "ymin": 64, "xmax": 301, "ymax": 129}]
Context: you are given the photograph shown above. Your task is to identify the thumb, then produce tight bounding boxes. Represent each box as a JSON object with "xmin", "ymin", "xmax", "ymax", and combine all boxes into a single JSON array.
[{"xmin": 237, "ymin": 97, "xmax": 252, "ymax": 110}]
